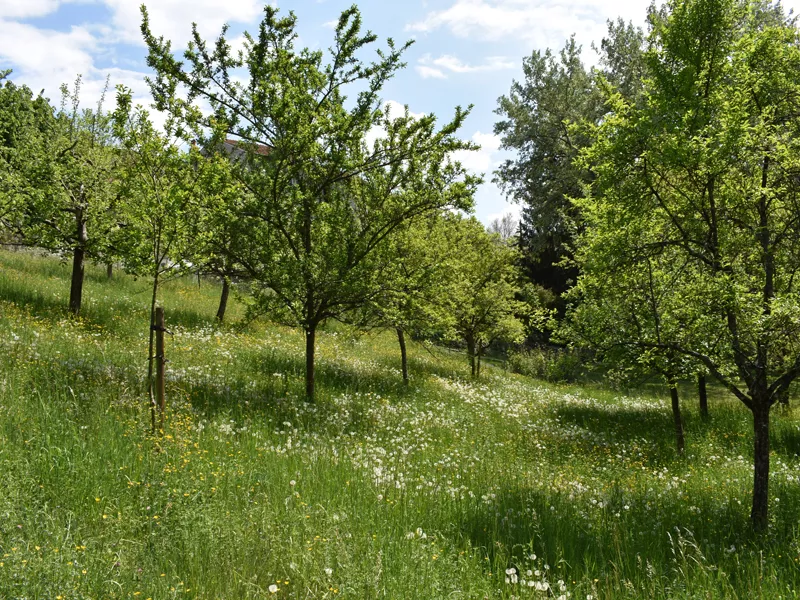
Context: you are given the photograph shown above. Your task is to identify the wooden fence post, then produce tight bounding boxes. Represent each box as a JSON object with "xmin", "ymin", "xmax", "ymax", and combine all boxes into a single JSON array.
[{"xmin": 155, "ymin": 307, "xmax": 166, "ymax": 429}]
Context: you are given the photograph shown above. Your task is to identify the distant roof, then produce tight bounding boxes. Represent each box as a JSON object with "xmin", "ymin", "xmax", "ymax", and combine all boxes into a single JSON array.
[{"xmin": 223, "ymin": 138, "xmax": 272, "ymax": 156}]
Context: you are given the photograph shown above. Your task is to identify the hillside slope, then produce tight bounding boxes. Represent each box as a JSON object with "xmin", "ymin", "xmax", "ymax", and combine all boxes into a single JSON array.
[{"xmin": 1, "ymin": 250, "xmax": 800, "ymax": 599}]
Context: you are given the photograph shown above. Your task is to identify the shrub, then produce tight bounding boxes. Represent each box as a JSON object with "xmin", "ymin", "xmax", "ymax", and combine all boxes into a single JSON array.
[{"xmin": 507, "ymin": 347, "xmax": 585, "ymax": 383}]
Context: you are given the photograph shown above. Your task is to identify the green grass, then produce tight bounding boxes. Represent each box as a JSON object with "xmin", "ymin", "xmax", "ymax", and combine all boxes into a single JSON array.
[{"xmin": 1, "ymin": 249, "xmax": 800, "ymax": 599}]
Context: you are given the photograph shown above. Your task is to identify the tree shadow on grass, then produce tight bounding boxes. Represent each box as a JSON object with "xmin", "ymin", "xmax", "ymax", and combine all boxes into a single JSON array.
[
  {"xmin": 769, "ymin": 416, "xmax": 800, "ymax": 458},
  {"xmin": 176, "ymin": 375, "xmax": 397, "ymax": 438},
  {"xmin": 164, "ymin": 306, "xmax": 219, "ymax": 330},
  {"xmin": 0, "ymin": 273, "xmax": 222, "ymax": 338},
  {"xmin": 552, "ymin": 402, "xmax": 757, "ymax": 462},
  {"xmin": 0, "ymin": 272, "xmax": 137, "ymax": 332},
  {"xmin": 322, "ymin": 331, "xmax": 469, "ymax": 383},
  {"xmin": 450, "ymin": 482, "xmax": 800, "ymax": 596},
  {"xmin": 0, "ymin": 281, "xmax": 72, "ymax": 319},
  {"xmin": 406, "ymin": 352, "xmax": 468, "ymax": 381},
  {"xmin": 22, "ymin": 341, "xmax": 383, "ymax": 439},
  {"xmin": 171, "ymin": 347, "xmax": 416, "ymax": 435},
  {"xmin": 248, "ymin": 348, "xmax": 413, "ymax": 397},
  {"xmin": 553, "ymin": 403, "xmax": 690, "ymax": 458}
]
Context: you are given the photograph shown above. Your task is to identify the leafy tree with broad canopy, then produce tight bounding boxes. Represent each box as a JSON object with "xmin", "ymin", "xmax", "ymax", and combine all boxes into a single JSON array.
[
  {"xmin": 140, "ymin": 4, "xmax": 479, "ymax": 401},
  {"xmin": 444, "ymin": 216, "xmax": 528, "ymax": 377},
  {"xmin": 350, "ymin": 213, "xmax": 464, "ymax": 385},
  {"xmin": 569, "ymin": 0, "xmax": 800, "ymax": 531},
  {"xmin": 563, "ymin": 221, "xmax": 713, "ymax": 455},
  {"xmin": 1, "ymin": 74, "xmax": 119, "ymax": 316},
  {"xmin": 0, "ymin": 72, "xmax": 55, "ymax": 238}
]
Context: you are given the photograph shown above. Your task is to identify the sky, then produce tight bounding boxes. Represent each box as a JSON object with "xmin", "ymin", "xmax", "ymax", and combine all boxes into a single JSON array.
[{"xmin": 2, "ymin": 0, "xmax": 798, "ymax": 223}]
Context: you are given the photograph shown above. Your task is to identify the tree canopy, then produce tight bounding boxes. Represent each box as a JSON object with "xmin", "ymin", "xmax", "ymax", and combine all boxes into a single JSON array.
[
  {"xmin": 566, "ymin": 0, "xmax": 800, "ymax": 530},
  {"xmin": 444, "ymin": 216, "xmax": 528, "ymax": 377},
  {"xmin": 141, "ymin": 4, "xmax": 480, "ymax": 400},
  {"xmin": 0, "ymin": 72, "xmax": 55, "ymax": 234},
  {"xmin": 494, "ymin": 23, "xmax": 645, "ymax": 311}
]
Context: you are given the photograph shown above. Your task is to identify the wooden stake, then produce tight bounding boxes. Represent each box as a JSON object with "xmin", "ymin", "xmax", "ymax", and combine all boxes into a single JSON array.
[
  {"xmin": 698, "ymin": 373, "xmax": 709, "ymax": 420},
  {"xmin": 155, "ymin": 306, "xmax": 166, "ymax": 429}
]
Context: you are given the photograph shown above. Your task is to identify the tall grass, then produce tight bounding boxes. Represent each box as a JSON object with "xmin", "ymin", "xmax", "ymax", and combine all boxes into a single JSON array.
[{"xmin": 1, "ymin": 249, "xmax": 800, "ymax": 599}]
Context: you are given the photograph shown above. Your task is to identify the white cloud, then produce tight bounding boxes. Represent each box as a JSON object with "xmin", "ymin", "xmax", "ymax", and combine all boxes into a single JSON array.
[
  {"xmin": 407, "ymin": 0, "xmax": 646, "ymax": 61},
  {"xmin": 472, "ymin": 131, "xmax": 500, "ymax": 153},
  {"xmin": 416, "ymin": 65, "xmax": 447, "ymax": 79},
  {"xmin": 0, "ymin": 20, "xmax": 97, "ymax": 93},
  {"xmin": 451, "ymin": 130, "xmax": 501, "ymax": 174},
  {"xmin": 0, "ymin": 0, "xmax": 268, "ymax": 107},
  {"xmin": 104, "ymin": 0, "xmax": 264, "ymax": 46},
  {"xmin": 0, "ymin": 17, "xmax": 152, "ymax": 111},
  {"xmin": 382, "ymin": 99, "xmax": 425, "ymax": 121},
  {"xmin": 418, "ymin": 53, "xmax": 514, "ymax": 77},
  {"xmin": 449, "ymin": 130, "xmax": 510, "ymax": 223},
  {"xmin": 227, "ymin": 34, "xmax": 250, "ymax": 58},
  {"xmin": 0, "ymin": 0, "xmax": 63, "ymax": 19}
]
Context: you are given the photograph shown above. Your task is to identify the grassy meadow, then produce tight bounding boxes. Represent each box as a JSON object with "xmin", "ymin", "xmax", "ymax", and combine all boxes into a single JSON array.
[{"xmin": 2, "ymin": 249, "xmax": 800, "ymax": 599}]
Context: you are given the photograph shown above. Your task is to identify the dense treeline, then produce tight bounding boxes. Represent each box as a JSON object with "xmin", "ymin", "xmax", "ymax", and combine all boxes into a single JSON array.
[{"xmin": 2, "ymin": 0, "xmax": 798, "ymax": 532}]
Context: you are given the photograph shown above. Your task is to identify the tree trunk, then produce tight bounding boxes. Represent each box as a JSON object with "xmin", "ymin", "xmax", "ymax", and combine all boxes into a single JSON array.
[
  {"xmin": 397, "ymin": 327, "xmax": 409, "ymax": 385},
  {"xmin": 698, "ymin": 373, "xmax": 709, "ymax": 419},
  {"xmin": 305, "ymin": 324, "xmax": 316, "ymax": 402},
  {"xmin": 106, "ymin": 263, "xmax": 113, "ymax": 279},
  {"xmin": 155, "ymin": 306, "xmax": 166, "ymax": 429},
  {"xmin": 216, "ymin": 277, "xmax": 230, "ymax": 322},
  {"xmin": 147, "ymin": 272, "xmax": 159, "ymax": 433},
  {"xmin": 466, "ymin": 334, "xmax": 476, "ymax": 377},
  {"xmin": 476, "ymin": 347, "xmax": 482, "ymax": 378},
  {"xmin": 751, "ymin": 154, "xmax": 772, "ymax": 532},
  {"xmin": 69, "ymin": 212, "xmax": 88, "ymax": 316},
  {"xmin": 751, "ymin": 402, "xmax": 770, "ymax": 532},
  {"xmin": 670, "ymin": 381, "xmax": 685, "ymax": 455}
]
